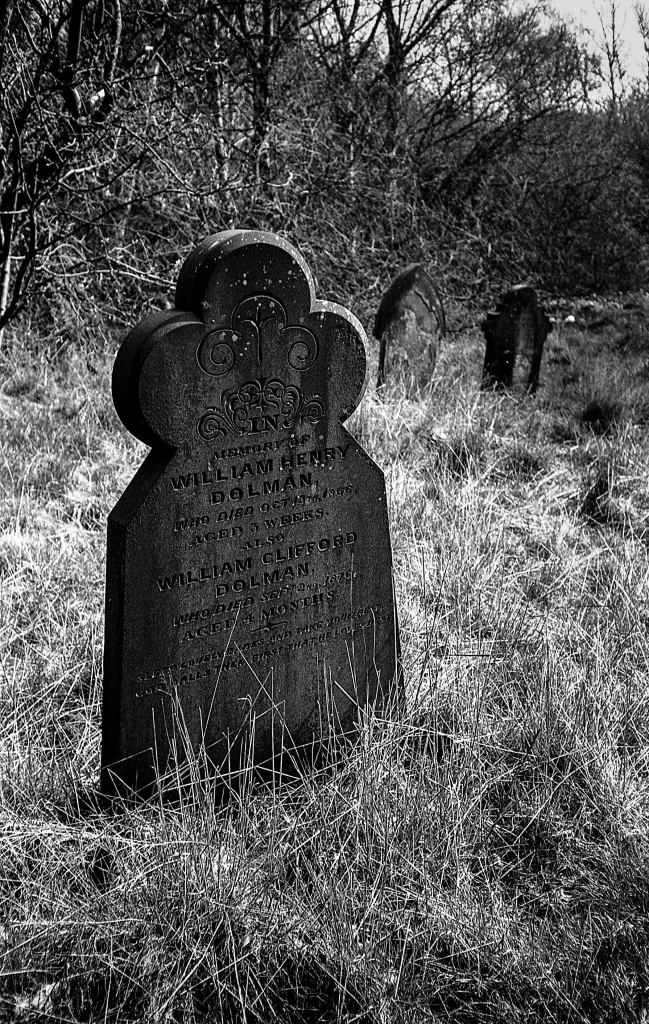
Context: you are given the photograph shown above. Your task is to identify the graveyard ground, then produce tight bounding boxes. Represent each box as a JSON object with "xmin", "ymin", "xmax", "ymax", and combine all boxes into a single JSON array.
[{"xmin": 1, "ymin": 296, "xmax": 649, "ymax": 1022}]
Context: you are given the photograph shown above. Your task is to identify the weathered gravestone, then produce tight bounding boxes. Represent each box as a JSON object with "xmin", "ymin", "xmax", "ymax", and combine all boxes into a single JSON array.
[
  {"xmin": 375, "ymin": 264, "xmax": 446, "ymax": 392},
  {"xmin": 481, "ymin": 285, "xmax": 552, "ymax": 395},
  {"xmin": 102, "ymin": 230, "xmax": 400, "ymax": 798}
]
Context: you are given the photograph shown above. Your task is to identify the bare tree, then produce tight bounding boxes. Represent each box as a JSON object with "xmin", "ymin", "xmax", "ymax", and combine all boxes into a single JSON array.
[
  {"xmin": 0, "ymin": 0, "xmax": 237, "ymax": 336},
  {"xmin": 0, "ymin": 0, "xmax": 125, "ymax": 335},
  {"xmin": 208, "ymin": 0, "xmax": 309, "ymax": 185},
  {"xmin": 635, "ymin": 2, "xmax": 649, "ymax": 86},
  {"xmin": 594, "ymin": 0, "xmax": 627, "ymax": 108}
]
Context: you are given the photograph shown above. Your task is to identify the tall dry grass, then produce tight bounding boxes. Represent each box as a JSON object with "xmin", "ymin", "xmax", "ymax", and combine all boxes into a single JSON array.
[{"xmin": 0, "ymin": 304, "xmax": 648, "ymax": 1022}]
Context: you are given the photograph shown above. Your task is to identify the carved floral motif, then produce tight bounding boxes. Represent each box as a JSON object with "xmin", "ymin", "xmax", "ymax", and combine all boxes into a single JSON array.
[
  {"xmin": 196, "ymin": 294, "xmax": 318, "ymax": 377},
  {"xmin": 197, "ymin": 378, "xmax": 324, "ymax": 440}
]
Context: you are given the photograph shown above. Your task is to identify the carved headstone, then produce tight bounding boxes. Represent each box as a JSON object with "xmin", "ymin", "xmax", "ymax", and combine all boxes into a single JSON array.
[
  {"xmin": 102, "ymin": 231, "xmax": 400, "ymax": 798},
  {"xmin": 374, "ymin": 264, "xmax": 445, "ymax": 392},
  {"xmin": 481, "ymin": 285, "xmax": 552, "ymax": 394}
]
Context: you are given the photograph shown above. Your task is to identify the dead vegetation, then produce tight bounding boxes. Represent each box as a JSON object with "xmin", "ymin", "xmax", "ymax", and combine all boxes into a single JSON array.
[{"xmin": 0, "ymin": 299, "xmax": 649, "ymax": 1022}]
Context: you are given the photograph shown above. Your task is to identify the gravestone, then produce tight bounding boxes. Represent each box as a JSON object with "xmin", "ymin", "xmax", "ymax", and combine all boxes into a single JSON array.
[
  {"xmin": 481, "ymin": 285, "xmax": 552, "ymax": 394},
  {"xmin": 374, "ymin": 264, "xmax": 445, "ymax": 392},
  {"xmin": 102, "ymin": 230, "xmax": 400, "ymax": 798}
]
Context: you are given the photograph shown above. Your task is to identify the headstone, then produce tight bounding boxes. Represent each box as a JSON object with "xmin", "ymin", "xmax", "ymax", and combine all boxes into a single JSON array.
[
  {"xmin": 481, "ymin": 285, "xmax": 552, "ymax": 394},
  {"xmin": 102, "ymin": 230, "xmax": 400, "ymax": 799},
  {"xmin": 374, "ymin": 264, "xmax": 445, "ymax": 392}
]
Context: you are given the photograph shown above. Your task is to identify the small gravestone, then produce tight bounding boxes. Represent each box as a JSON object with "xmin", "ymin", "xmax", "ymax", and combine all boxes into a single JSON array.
[
  {"xmin": 102, "ymin": 230, "xmax": 400, "ymax": 798},
  {"xmin": 374, "ymin": 264, "xmax": 445, "ymax": 392},
  {"xmin": 481, "ymin": 285, "xmax": 552, "ymax": 394}
]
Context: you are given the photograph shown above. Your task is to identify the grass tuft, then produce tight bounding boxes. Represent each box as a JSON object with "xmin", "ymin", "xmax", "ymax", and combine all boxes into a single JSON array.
[
  {"xmin": 440, "ymin": 428, "xmax": 487, "ymax": 478},
  {"xmin": 581, "ymin": 395, "xmax": 627, "ymax": 435},
  {"xmin": 581, "ymin": 456, "xmax": 620, "ymax": 525}
]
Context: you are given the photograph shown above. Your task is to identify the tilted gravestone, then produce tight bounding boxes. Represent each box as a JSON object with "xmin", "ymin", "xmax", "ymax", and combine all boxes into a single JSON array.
[
  {"xmin": 481, "ymin": 285, "xmax": 552, "ymax": 395},
  {"xmin": 102, "ymin": 230, "xmax": 400, "ymax": 798},
  {"xmin": 374, "ymin": 264, "xmax": 445, "ymax": 393}
]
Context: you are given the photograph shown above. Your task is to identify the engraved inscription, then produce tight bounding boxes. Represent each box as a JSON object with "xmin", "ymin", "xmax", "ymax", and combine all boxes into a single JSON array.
[
  {"xmin": 197, "ymin": 378, "xmax": 324, "ymax": 440},
  {"xmin": 170, "ymin": 445, "xmax": 350, "ymax": 492},
  {"xmin": 133, "ymin": 601, "xmax": 387, "ymax": 699}
]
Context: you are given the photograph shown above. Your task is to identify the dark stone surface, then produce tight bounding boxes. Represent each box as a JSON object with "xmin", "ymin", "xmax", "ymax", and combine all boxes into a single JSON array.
[
  {"xmin": 481, "ymin": 285, "xmax": 552, "ymax": 394},
  {"xmin": 374, "ymin": 264, "xmax": 445, "ymax": 392},
  {"xmin": 103, "ymin": 231, "xmax": 400, "ymax": 799}
]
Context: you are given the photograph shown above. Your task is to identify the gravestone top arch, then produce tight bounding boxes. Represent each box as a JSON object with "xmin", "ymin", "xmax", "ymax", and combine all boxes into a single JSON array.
[
  {"xmin": 103, "ymin": 230, "xmax": 400, "ymax": 799},
  {"xmin": 113, "ymin": 231, "xmax": 368, "ymax": 450}
]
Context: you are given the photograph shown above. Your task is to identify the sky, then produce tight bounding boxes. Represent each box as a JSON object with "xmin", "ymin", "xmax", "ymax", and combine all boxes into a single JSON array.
[{"xmin": 550, "ymin": 0, "xmax": 646, "ymax": 82}]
